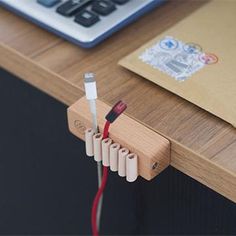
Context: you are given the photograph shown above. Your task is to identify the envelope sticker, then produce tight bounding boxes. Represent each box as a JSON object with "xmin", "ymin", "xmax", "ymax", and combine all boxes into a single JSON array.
[{"xmin": 139, "ymin": 36, "xmax": 217, "ymax": 82}]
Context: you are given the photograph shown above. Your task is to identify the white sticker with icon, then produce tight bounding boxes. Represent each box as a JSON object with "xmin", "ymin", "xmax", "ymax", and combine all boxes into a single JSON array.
[{"xmin": 139, "ymin": 36, "xmax": 206, "ymax": 82}]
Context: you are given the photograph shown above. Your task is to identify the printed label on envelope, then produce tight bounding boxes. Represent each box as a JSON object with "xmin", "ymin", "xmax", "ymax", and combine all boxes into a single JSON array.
[{"xmin": 139, "ymin": 36, "xmax": 206, "ymax": 82}]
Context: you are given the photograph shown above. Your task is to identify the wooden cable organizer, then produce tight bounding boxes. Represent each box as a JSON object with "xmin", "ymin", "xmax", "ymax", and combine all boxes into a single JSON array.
[{"xmin": 67, "ymin": 96, "xmax": 170, "ymax": 181}]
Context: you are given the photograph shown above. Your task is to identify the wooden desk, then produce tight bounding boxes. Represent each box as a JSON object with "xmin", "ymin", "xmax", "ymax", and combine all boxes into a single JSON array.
[{"xmin": 1, "ymin": 1, "xmax": 236, "ymax": 203}]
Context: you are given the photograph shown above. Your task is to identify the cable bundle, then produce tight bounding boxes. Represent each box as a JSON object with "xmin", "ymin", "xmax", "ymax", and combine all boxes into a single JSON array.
[
  {"xmin": 84, "ymin": 73, "xmax": 138, "ymax": 236},
  {"xmin": 84, "ymin": 101, "xmax": 139, "ymax": 236}
]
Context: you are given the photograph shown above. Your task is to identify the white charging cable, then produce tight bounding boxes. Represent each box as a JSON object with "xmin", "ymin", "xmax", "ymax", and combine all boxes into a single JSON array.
[{"xmin": 84, "ymin": 73, "xmax": 103, "ymax": 230}]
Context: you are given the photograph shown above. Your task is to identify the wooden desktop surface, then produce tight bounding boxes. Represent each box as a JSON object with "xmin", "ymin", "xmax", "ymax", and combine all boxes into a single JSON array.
[{"xmin": 1, "ymin": 1, "xmax": 236, "ymax": 203}]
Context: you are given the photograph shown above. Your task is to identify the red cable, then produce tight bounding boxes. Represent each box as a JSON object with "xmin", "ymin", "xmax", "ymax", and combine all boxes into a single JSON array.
[
  {"xmin": 91, "ymin": 101, "xmax": 126, "ymax": 236},
  {"xmin": 102, "ymin": 121, "xmax": 110, "ymax": 139},
  {"xmin": 91, "ymin": 166, "xmax": 108, "ymax": 236},
  {"xmin": 91, "ymin": 121, "xmax": 110, "ymax": 236}
]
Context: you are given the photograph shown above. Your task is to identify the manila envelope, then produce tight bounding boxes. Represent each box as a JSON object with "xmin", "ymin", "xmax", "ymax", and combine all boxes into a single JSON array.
[{"xmin": 119, "ymin": 0, "xmax": 236, "ymax": 127}]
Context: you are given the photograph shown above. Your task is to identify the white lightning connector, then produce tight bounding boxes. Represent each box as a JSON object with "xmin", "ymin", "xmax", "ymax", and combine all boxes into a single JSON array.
[
  {"xmin": 84, "ymin": 72, "xmax": 98, "ymax": 100},
  {"xmin": 84, "ymin": 72, "xmax": 102, "ymax": 231},
  {"xmin": 84, "ymin": 73, "xmax": 98, "ymax": 133}
]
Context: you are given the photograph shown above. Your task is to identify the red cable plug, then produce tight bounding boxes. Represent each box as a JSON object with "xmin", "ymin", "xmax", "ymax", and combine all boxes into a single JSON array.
[{"xmin": 105, "ymin": 100, "xmax": 127, "ymax": 123}]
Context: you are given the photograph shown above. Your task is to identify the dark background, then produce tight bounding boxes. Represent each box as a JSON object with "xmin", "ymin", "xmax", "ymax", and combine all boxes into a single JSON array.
[{"xmin": 0, "ymin": 68, "xmax": 236, "ymax": 235}]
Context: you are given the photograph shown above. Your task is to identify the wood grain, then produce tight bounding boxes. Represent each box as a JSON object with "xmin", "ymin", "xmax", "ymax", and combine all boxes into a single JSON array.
[
  {"xmin": 1, "ymin": 0, "xmax": 236, "ymax": 202},
  {"xmin": 68, "ymin": 97, "xmax": 171, "ymax": 180}
]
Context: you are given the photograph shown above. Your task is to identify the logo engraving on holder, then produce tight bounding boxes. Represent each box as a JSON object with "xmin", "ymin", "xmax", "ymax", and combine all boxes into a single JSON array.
[
  {"xmin": 199, "ymin": 53, "xmax": 219, "ymax": 65},
  {"xmin": 160, "ymin": 37, "xmax": 179, "ymax": 50},
  {"xmin": 74, "ymin": 120, "xmax": 86, "ymax": 134}
]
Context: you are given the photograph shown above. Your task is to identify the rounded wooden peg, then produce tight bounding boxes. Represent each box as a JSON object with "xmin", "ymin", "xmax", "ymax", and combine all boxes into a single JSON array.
[
  {"xmin": 93, "ymin": 133, "xmax": 102, "ymax": 162},
  {"xmin": 126, "ymin": 153, "xmax": 138, "ymax": 182},
  {"xmin": 102, "ymin": 138, "xmax": 112, "ymax": 166},
  {"xmin": 118, "ymin": 148, "xmax": 129, "ymax": 177},
  {"xmin": 109, "ymin": 143, "xmax": 120, "ymax": 172},
  {"xmin": 85, "ymin": 128, "xmax": 94, "ymax": 157}
]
